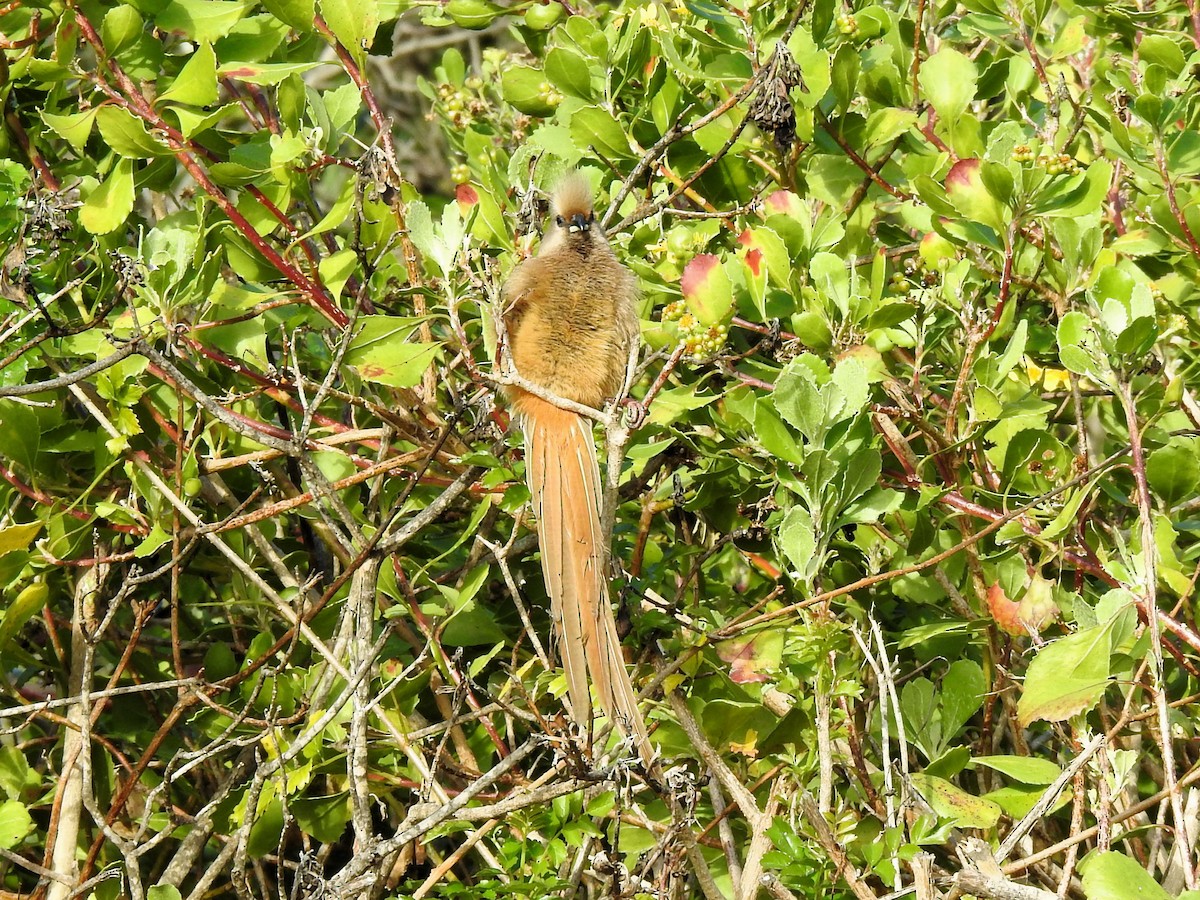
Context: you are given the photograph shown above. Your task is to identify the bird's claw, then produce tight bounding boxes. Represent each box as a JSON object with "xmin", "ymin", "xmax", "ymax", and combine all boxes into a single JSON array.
[{"xmin": 622, "ymin": 399, "xmax": 647, "ymax": 430}]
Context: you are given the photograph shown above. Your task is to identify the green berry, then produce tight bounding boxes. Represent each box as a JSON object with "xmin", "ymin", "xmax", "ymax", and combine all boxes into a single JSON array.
[
  {"xmin": 446, "ymin": 0, "xmax": 500, "ymax": 29},
  {"xmin": 524, "ymin": 1, "xmax": 564, "ymax": 29}
]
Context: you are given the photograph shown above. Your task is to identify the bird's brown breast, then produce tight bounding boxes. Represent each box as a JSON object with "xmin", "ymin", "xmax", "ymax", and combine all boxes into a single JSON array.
[{"xmin": 505, "ymin": 254, "xmax": 634, "ymax": 410}]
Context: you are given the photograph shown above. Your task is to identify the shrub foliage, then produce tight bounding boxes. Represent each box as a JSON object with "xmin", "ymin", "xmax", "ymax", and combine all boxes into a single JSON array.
[{"xmin": 0, "ymin": 0, "xmax": 1199, "ymax": 897}]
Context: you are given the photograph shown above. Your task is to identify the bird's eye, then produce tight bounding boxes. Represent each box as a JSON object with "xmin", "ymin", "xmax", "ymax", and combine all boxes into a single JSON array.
[{"xmin": 555, "ymin": 215, "xmax": 564, "ymax": 226}]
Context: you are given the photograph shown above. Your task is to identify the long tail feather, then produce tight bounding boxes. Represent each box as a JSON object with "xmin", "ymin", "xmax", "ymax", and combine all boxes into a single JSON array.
[{"xmin": 517, "ymin": 392, "xmax": 652, "ymax": 764}]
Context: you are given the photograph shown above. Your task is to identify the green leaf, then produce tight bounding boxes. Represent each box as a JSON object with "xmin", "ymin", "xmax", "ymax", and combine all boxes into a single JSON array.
[
  {"xmin": 646, "ymin": 387, "xmax": 715, "ymax": 426},
  {"xmin": 1080, "ymin": 851, "xmax": 1171, "ymax": 900},
  {"xmin": 779, "ymin": 506, "xmax": 817, "ymax": 583},
  {"xmin": 984, "ymin": 783, "xmax": 1071, "ymax": 818},
  {"xmin": 897, "ymin": 621, "xmax": 971, "ymax": 650},
  {"xmin": 159, "ymin": 43, "xmax": 218, "ymax": 106},
  {"xmin": 0, "ymin": 521, "xmax": 42, "ymax": 556},
  {"xmin": 246, "ymin": 799, "xmax": 284, "ymax": 858},
  {"xmin": 753, "ymin": 401, "xmax": 805, "ymax": 464},
  {"xmin": 972, "ymin": 755, "xmax": 1062, "ymax": 785},
  {"xmin": 901, "ymin": 677, "xmax": 938, "ymax": 757},
  {"xmin": 147, "ymin": 887, "xmax": 184, "ymax": 900},
  {"xmin": 939, "ymin": 659, "xmax": 985, "ymax": 744},
  {"xmin": 544, "ymin": 47, "xmax": 593, "ymax": 99},
  {"xmin": 345, "ymin": 316, "xmax": 440, "ymax": 388},
  {"xmin": 864, "ymin": 107, "xmax": 917, "ymax": 151},
  {"xmin": 157, "ymin": 0, "xmax": 252, "ymax": 43},
  {"xmin": 1137, "ymin": 35, "xmax": 1186, "ymax": 76},
  {"xmin": 1147, "ymin": 438, "xmax": 1200, "ymax": 507},
  {"xmin": 809, "ymin": 252, "xmax": 850, "ymax": 315},
  {"xmin": 991, "ymin": 319, "xmax": 1027, "ymax": 384},
  {"xmin": 0, "ymin": 747, "xmax": 32, "ymax": 800},
  {"xmin": 42, "ymin": 109, "xmax": 100, "ymax": 154},
  {"xmin": 570, "ymin": 106, "xmax": 629, "ymax": 159},
  {"xmin": 918, "ymin": 48, "xmax": 977, "ymax": 121},
  {"xmin": 773, "ymin": 359, "xmax": 823, "ymax": 443},
  {"xmin": 787, "ymin": 28, "xmax": 831, "ymax": 108},
  {"xmin": 80, "ymin": 159, "xmax": 136, "ymax": 235},
  {"xmin": 318, "ymin": 248, "xmax": 357, "ymax": 303},
  {"xmin": 838, "ymin": 450, "xmax": 882, "ymax": 510},
  {"xmin": 0, "ymin": 800, "xmax": 32, "ymax": 850},
  {"xmin": 1056, "ymin": 310, "xmax": 1106, "ymax": 380},
  {"xmin": 291, "ymin": 793, "xmax": 351, "ymax": 843},
  {"xmin": 319, "ymin": 0, "xmax": 379, "ymax": 66},
  {"xmin": 501, "ymin": 66, "xmax": 558, "ymax": 117},
  {"xmin": 103, "ymin": 5, "xmax": 145, "ymax": 53},
  {"xmin": 261, "ymin": 0, "xmax": 316, "ymax": 31},
  {"xmin": 908, "ymin": 773, "xmax": 1000, "ymax": 829},
  {"xmin": 405, "ymin": 200, "xmax": 436, "ymax": 261},
  {"xmin": 0, "ymin": 582, "xmax": 48, "ymax": 650},
  {"xmin": 1040, "ymin": 474, "xmax": 1100, "ymax": 543},
  {"xmin": 1018, "ymin": 610, "xmax": 1130, "ymax": 726},
  {"xmin": 168, "ymin": 103, "xmax": 236, "ymax": 139},
  {"xmin": 95, "ymin": 107, "xmax": 171, "ymax": 158},
  {"xmin": 1035, "ymin": 160, "xmax": 1113, "ymax": 219},
  {"xmin": 830, "ymin": 357, "xmax": 869, "ymax": 420}
]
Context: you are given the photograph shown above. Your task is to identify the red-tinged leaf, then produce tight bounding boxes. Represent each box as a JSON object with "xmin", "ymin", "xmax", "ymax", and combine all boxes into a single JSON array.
[
  {"xmin": 986, "ymin": 575, "xmax": 1058, "ymax": 636},
  {"xmin": 680, "ymin": 253, "xmax": 732, "ymax": 325},
  {"xmin": 216, "ymin": 61, "xmax": 325, "ymax": 85},
  {"xmin": 944, "ymin": 157, "xmax": 981, "ymax": 193},
  {"xmin": 919, "ymin": 229, "xmax": 957, "ymax": 268},
  {"xmin": 745, "ymin": 248, "xmax": 763, "ymax": 278},
  {"xmin": 456, "ymin": 183, "xmax": 479, "ymax": 206},
  {"xmin": 735, "ymin": 226, "xmax": 791, "ymax": 287},
  {"xmin": 717, "ymin": 631, "xmax": 783, "ymax": 683},
  {"xmin": 985, "ymin": 582, "xmax": 1024, "ymax": 636},
  {"xmin": 944, "ymin": 158, "xmax": 1006, "ymax": 230},
  {"xmin": 681, "ymin": 253, "xmax": 720, "ymax": 294},
  {"xmin": 763, "ymin": 189, "xmax": 804, "ymax": 218}
]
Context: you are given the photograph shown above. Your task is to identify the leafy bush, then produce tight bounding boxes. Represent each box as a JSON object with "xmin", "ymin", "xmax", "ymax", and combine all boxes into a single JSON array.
[{"xmin": 0, "ymin": 0, "xmax": 1198, "ymax": 897}]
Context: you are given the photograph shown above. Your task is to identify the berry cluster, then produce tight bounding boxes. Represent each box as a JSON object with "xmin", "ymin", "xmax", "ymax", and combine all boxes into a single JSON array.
[
  {"xmin": 663, "ymin": 301, "xmax": 729, "ymax": 359},
  {"xmin": 536, "ymin": 81, "xmax": 564, "ymax": 108},
  {"xmin": 836, "ymin": 13, "xmax": 860, "ymax": 37},
  {"xmin": 889, "ymin": 258, "xmax": 939, "ymax": 293},
  {"xmin": 433, "ymin": 82, "xmax": 490, "ymax": 130},
  {"xmin": 1011, "ymin": 145, "xmax": 1080, "ymax": 175},
  {"xmin": 1011, "ymin": 144, "xmax": 1035, "ymax": 163},
  {"xmin": 1040, "ymin": 153, "xmax": 1080, "ymax": 175}
]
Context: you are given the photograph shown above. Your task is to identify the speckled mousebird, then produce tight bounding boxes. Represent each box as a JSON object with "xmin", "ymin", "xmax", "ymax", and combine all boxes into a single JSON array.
[{"xmin": 501, "ymin": 172, "xmax": 652, "ymax": 765}]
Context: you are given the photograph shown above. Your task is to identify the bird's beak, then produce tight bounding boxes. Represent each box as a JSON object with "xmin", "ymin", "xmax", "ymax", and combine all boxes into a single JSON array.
[{"xmin": 568, "ymin": 213, "xmax": 590, "ymax": 233}]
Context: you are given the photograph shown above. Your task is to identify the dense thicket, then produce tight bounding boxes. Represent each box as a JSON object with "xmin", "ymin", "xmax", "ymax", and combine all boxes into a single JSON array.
[{"xmin": 0, "ymin": 0, "xmax": 1198, "ymax": 897}]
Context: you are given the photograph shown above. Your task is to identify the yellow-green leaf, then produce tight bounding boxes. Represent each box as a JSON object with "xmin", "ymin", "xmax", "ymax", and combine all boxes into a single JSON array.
[
  {"xmin": 159, "ymin": 43, "xmax": 218, "ymax": 106},
  {"xmin": 80, "ymin": 159, "xmax": 136, "ymax": 234}
]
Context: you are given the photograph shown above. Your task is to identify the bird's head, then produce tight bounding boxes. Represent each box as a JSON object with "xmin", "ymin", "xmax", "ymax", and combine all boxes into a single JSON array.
[{"xmin": 542, "ymin": 172, "xmax": 604, "ymax": 254}]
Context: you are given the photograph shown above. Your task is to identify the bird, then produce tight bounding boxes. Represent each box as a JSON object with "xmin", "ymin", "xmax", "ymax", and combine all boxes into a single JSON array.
[{"xmin": 500, "ymin": 172, "xmax": 653, "ymax": 765}]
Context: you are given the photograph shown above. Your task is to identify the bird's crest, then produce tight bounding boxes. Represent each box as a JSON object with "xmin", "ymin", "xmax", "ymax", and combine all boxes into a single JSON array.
[{"xmin": 550, "ymin": 172, "xmax": 594, "ymax": 219}]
